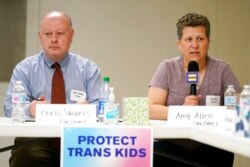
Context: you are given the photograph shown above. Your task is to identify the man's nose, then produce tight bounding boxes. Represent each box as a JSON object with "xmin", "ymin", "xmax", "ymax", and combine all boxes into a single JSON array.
[{"xmin": 51, "ymin": 33, "xmax": 58, "ymax": 42}]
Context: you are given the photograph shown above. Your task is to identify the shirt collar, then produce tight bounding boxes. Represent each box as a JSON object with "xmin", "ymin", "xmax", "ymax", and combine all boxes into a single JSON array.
[{"xmin": 42, "ymin": 52, "xmax": 70, "ymax": 73}]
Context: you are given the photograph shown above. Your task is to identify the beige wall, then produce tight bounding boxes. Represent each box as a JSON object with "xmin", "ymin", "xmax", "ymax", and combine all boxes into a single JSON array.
[
  {"xmin": 0, "ymin": 0, "xmax": 27, "ymax": 81},
  {"xmin": 0, "ymin": 0, "xmax": 249, "ymax": 166},
  {"xmin": 214, "ymin": 0, "xmax": 250, "ymax": 85}
]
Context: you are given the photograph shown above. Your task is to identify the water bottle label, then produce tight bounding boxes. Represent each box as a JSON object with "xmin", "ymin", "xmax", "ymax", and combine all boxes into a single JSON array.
[
  {"xmin": 225, "ymin": 96, "xmax": 236, "ymax": 105},
  {"xmin": 98, "ymin": 100, "xmax": 107, "ymax": 114},
  {"xmin": 240, "ymin": 98, "xmax": 250, "ymax": 106},
  {"xmin": 12, "ymin": 93, "xmax": 26, "ymax": 104}
]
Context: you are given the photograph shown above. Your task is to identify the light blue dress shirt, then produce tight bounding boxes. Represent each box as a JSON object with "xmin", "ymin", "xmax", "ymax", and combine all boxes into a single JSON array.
[{"xmin": 4, "ymin": 52, "xmax": 102, "ymax": 117}]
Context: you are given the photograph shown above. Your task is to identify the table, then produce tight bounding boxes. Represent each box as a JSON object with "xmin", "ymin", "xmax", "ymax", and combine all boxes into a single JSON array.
[{"xmin": 0, "ymin": 117, "xmax": 250, "ymax": 158}]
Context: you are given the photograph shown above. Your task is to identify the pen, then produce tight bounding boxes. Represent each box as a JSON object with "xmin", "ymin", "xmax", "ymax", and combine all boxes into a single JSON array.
[{"xmin": 27, "ymin": 94, "xmax": 41, "ymax": 101}]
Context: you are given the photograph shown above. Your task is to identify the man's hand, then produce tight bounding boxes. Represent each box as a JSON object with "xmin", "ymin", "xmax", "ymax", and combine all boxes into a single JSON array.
[
  {"xmin": 76, "ymin": 99, "xmax": 89, "ymax": 104},
  {"xmin": 29, "ymin": 95, "xmax": 49, "ymax": 117}
]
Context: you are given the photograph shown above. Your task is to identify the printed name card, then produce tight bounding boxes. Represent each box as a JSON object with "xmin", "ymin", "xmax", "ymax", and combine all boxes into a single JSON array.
[
  {"xmin": 168, "ymin": 106, "xmax": 227, "ymax": 128},
  {"xmin": 61, "ymin": 126, "xmax": 153, "ymax": 167},
  {"xmin": 36, "ymin": 104, "xmax": 96, "ymax": 125}
]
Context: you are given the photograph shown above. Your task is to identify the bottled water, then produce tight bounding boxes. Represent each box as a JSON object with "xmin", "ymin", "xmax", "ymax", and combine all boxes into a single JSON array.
[
  {"xmin": 237, "ymin": 85, "xmax": 250, "ymax": 137},
  {"xmin": 240, "ymin": 85, "xmax": 250, "ymax": 106},
  {"xmin": 104, "ymin": 87, "xmax": 119, "ymax": 125},
  {"xmin": 224, "ymin": 85, "xmax": 237, "ymax": 110},
  {"xmin": 98, "ymin": 77, "xmax": 110, "ymax": 123},
  {"xmin": 224, "ymin": 85, "xmax": 237, "ymax": 133},
  {"xmin": 12, "ymin": 81, "xmax": 26, "ymax": 123}
]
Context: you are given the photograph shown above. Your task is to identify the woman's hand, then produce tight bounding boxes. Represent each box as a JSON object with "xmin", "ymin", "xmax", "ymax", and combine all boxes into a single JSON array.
[{"xmin": 183, "ymin": 95, "xmax": 202, "ymax": 106}]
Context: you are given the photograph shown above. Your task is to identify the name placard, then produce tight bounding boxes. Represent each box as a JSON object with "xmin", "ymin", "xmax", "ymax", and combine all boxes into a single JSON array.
[
  {"xmin": 61, "ymin": 126, "xmax": 153, "ymax": 167},
  {"xmin": 168, "ymin": 106, "xmax": 226, "ymax": 128},
  {"xmin": 36, "ymin": 104, "xmax": 96, "ymax": 125}
]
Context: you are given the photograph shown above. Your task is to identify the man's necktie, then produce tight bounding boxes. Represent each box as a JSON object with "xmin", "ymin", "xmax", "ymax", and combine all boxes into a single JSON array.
[
  {"xmin": 51, "ymin": 63, "xmax": 66, "ymax": 104},
  {"xmin": 51, "ymin": 63, "xmax": 66, "ymax": 150}
]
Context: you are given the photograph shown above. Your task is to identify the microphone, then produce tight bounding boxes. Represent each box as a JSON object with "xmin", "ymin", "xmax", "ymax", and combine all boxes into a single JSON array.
[{"xmin": 186, "ymin": 61, "xmax": 199, "ymax": 95}]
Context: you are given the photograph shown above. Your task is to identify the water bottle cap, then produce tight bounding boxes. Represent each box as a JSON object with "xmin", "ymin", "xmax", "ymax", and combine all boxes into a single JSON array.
[{"xmin": 103, "ymin": 77, "xmax": 110, "ymax": 82}]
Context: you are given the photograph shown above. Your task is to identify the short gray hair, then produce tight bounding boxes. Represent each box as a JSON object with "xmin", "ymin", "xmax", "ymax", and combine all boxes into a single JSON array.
[{"xmin": 176, "ymin": 13, "xmax": 210, "ymax": 40}]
